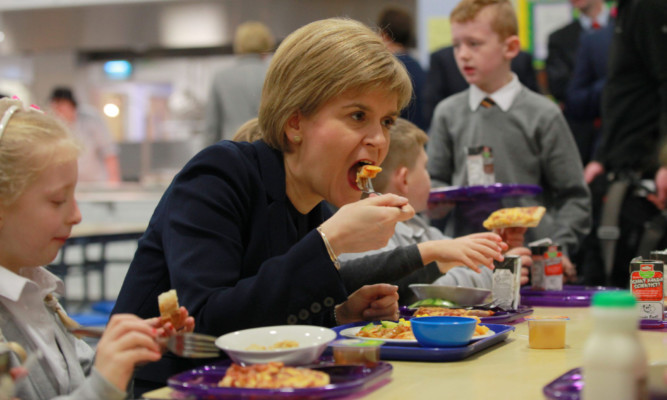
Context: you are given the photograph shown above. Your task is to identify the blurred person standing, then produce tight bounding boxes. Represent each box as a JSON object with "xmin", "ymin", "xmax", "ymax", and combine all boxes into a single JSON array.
[
  {"xmin": 377, "ymin": 6, "xmax": 427, "ymax": 130},
  {"xmin": 582, "ymin": 0, "xmax": 667, "ymax": 286},
  {"xmin": 563, "ymin": 19, "xmax": 614, "ymax": 285},
  {"xmin": 203, "ymin": 21, "xmax": 274, "ymax": 145},
  {"xmin": 49, "ymin": 87, "xmax": 121, "ymax": 183},
  {"xmin": 546, "ymin": 0, "xmax": 610, "ymax": 164}
]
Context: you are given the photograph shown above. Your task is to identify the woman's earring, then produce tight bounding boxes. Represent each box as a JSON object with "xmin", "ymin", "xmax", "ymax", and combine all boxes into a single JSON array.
[{"xmin": 293, "ymin": 135, "xmax": 302, "ymax": 144}]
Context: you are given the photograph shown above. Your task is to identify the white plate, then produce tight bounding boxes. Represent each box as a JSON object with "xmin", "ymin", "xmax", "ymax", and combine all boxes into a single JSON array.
[
  {"xmin": 470, "ymin": 330, "xmax": 494, "ymax": 341},
  {"xmin": 339, "ymin": 326, "xmax": 417, "ymax": 344},
  {"xmin": 339, "ymin": 326, "xmax": 495, "ymax": 345},
  {"xmin": 215, "ymin": 325, "xmax": 336, "ymax": 365}
]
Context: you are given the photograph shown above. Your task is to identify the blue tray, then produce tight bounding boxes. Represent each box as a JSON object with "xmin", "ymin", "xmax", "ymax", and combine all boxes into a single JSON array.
[
  {"xmin": 329, "ymin": 322, "xmax": 514, "ymax": 362},
  {"xmin": 399, "ymin": 305, "xmax": 533, "ymax": 324}
]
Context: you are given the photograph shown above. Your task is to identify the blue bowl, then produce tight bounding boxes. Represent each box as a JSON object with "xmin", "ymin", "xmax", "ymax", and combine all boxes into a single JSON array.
[{"xmin": 411, "ymin": 316, "xmax": 477, "ymax": 347}]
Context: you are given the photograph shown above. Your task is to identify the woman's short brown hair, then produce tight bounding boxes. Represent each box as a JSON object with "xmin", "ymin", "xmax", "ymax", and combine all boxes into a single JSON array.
[
  {"xmin": 450, "ymin": 0, "xmax": 518, "ymax": 39},
  {"xmin": 259, "ymin": 18, "xmax": 413, "ymax": 152}
]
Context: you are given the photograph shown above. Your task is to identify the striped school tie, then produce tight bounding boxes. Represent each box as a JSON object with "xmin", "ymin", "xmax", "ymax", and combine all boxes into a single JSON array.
[{"xmin": 480, "ymin": 97, "xmax": 496, "ymax": 108}]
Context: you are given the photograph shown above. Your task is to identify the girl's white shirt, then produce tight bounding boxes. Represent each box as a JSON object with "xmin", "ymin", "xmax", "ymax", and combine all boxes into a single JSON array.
[{"xmin": 0, "ymin": 265, "xmax": 72, "ymax": 393}]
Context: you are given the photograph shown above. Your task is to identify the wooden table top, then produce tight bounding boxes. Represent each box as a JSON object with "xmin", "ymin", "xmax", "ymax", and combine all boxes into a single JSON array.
[{"xmin": 141, "ymin": 305, "xmax": 667, "ymax": 399}]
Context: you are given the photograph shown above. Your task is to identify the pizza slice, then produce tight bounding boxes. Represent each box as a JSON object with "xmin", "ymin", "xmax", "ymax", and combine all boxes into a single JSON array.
[{"xmin": 482, "ymin": 206, "xmax": 546, "ymax": 230}]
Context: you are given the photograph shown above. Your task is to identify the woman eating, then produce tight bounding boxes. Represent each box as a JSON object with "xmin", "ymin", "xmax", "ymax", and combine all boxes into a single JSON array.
[{"xmin": 112, "ymin": 17, "xmax": 421, "ymax": 395}]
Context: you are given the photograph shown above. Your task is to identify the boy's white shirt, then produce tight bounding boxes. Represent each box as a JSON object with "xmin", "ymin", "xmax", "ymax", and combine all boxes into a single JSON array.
[
  {"xmin": 468, "ymin": 72, "xmax": 521, "ymax": 112},
  {"xmin": 578, "ymin": 4, "xmax": 610, "ymax": 30},
  {"xmin": 0, "ymin": 266, "xmax": 71, "ymax": 393}
]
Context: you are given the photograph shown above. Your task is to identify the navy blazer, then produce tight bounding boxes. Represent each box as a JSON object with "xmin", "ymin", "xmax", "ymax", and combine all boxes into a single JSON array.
[
  {"xmin": 112, "ymin": 140, "xmax": 347, "ymax": 389},
  {"xmin": 423, "ymin": 46, "xmax": 539, "ymax": 127},
  {"xmin": 546, "ymin": 21, "xmax": 583, "ymax": 103},
  {"xmin": 396, "ymin": 53, "xmax": 427, "ymax": 131},
  {"xmin": 566, "ymin": 22, "xmax": 614, "ymax": 120}
]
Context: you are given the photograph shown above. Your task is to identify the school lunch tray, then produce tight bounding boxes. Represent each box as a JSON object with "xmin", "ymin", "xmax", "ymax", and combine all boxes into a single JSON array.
[
  {"xmin": 640, "ymin": 311, "xmax": 667, "ymax": 330},
  {"xmin": 542, "ymin": 367, "xmax": 583, "ymax": 400},
  {"xmin": 428, "ymin": 183, "xmax": 542, "ymax": 203},
  {"xmin": 329, "ymin": 322, "xmax": 514, "ymax": 362},
  {"xmin": 543, "ymin": 367, "xmax": 667, "ymax": 400},
  {"xmin": 167, "ymin": 359, "xmax": 392, "ymax": 399},
  {"xmin": 399, "ymin": 305, "xmax": 533, "ymax": 324},
  {"xmin": 520, "ymin": 285, "xmax": 622, "ymax": 307}
]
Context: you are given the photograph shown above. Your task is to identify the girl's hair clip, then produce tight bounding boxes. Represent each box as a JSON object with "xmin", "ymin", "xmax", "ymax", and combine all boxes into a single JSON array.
[{"xmin": 30, "ymin": 104, "xmax": 44, "ymax": 114}]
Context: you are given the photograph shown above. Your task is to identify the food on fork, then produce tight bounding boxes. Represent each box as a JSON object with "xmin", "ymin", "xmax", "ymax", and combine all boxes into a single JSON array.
[
  {"xmin": 218, "ymin": 362, "xmax": 330, "ymax": 388},
  {"xmin": 356, "ymin": 164, "xmax": 382, "ymax": 179},
  {"xmin": 158, "ymin": 289, "xmax": 184, "ymax": 328},
  {"xmin": 482, "ymin": 206, "xmax": 546, "ymax": 230},
  {"xmin": 356, "ymin": 164, "xmax": 382, "ymax": 193}
]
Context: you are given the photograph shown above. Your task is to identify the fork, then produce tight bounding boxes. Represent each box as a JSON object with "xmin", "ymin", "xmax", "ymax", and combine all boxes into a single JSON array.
[
  {"xmin": 68, "ymin": 327, "xmax": 220, "ymax": 358},
  {"xmin": 357, "ymin": 176, "xmax": 381, "ymax": 197},
  {"xmin": 159, "ymin": 332, "xmax": 220, "ymax": 358}
]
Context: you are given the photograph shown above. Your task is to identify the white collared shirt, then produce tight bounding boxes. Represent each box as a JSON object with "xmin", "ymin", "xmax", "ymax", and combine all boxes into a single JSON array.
[
  {"xmin": 0, "ymin": 266, "xmax": 70, "ymax": 393},
  {"xmin": 578, "ymin": 5, "xmax": 610, "ymax": 30},
  {"xmin": 468, "ymin": 73, "xmax": 522, "ymax": 112}
]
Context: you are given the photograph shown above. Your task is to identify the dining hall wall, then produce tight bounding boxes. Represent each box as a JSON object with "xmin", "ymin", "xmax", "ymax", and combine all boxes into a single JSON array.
[{"xmin": 0, "ymin": 0, "xmax": 417, "ymax": 107}]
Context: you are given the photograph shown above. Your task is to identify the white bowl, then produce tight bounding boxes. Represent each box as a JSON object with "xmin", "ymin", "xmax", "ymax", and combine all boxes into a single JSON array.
[
  {"xmin": 409, "ymin": 284, "xmax": 491, "ymax": 307},
  {"xmin": 215, "ymin": 325, "xmax": 337, "ymax": 366}
]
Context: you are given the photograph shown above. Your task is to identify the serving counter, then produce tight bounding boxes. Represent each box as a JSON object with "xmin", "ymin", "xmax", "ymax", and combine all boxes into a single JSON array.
[{"xmin": 141, "ymin": 306, "xmax": 667, "ymax": 399}]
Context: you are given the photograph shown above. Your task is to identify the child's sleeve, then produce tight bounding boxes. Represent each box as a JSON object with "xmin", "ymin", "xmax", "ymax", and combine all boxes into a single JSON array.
[{"xmin": 51, "ymin": 368, "xmax": 126, "ymax": 400}]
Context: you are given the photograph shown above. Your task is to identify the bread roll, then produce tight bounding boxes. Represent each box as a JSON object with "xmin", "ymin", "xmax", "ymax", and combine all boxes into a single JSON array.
[{"xmin": 158, "ymin": 289, "xmax": 183, "ymax": 328}]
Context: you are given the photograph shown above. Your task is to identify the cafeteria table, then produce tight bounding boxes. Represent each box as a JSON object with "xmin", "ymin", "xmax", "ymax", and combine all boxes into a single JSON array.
[
  {"xmin": 47, "ymin": 223, "xmax": 146, "ymax": 309},
  {"xmin": 141, "ymin": 305, "xmax": 667, "ymax": 399}
]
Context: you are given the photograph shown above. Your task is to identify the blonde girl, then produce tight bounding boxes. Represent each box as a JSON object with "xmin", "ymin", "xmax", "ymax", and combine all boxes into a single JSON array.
[{"xmin": 0, "ymin": 97, "xmax": 190, "ymax": 400}]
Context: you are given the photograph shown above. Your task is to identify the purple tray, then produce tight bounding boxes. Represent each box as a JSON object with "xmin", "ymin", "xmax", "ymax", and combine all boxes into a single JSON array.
[
  {"xmin": 520, "ymin": 285, "xmax": 621, "ymax": 307},
  {"xmin": 640, "ymin": 311, "xmax": 667, "ymax": 330},
  {"xmin": 428, "ymin": 184, "xmax": 542, "ymax": 203},
  {"xmin": 330, "ymin": 323, "xmax": 514, "ymax": 362},
  {"xmin": 640, "ymin": 319, "xmax": 666, "ymax": 329},
  {"xmin": 543, "ymin": 367, "xmax": 583, "ymax": 400},
  {"xmin": 168, "ymin": 361, "xmax": 392, "ymax": 399},
  {"xmin": 399, "ymin": 305, "xmax": 533, "ymax": 324},
  {"xmin": 543, "ymin": 367, "xmax": 667, "ymax": 400}
]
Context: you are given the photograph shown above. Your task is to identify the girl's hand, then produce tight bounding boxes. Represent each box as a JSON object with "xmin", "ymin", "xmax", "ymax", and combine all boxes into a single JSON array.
[
  {"xmin": 319, "ymin": 194, "xmax": 414, "ymax": 255},
  {"xmin": 94, "ymin": 314, "xmax": 162, "ymax": 392},
  {"xmin": 335, "ymin": 284, "xmax": 399, "ymax": 325},
  {"xmin": 419, "ymin": 232, "xmax": 507, "ymax": 273},
  {"xmin": 149, "ymin": 307, "xmax": 195, "ymax": 337}
]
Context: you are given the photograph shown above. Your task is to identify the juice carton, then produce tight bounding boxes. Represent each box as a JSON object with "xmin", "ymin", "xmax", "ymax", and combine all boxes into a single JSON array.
[
  {"xmin": 630, "ymin": 258, "xmax": 664, "ymax": 320},
  {"xmin": 530, "ymin": 243, "xmax": 563, "ymax": 291}
]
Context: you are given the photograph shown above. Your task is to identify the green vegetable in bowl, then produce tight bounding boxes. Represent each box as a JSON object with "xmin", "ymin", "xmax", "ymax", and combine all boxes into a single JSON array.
[{"xmin": 408, "ymin": 298, "xmax": 458, "ymax": 308}]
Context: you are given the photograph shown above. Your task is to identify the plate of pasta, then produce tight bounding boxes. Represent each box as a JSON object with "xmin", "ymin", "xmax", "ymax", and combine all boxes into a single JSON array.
[{"xmin": 339, "ymin": 318, "xmax": 493, "ymax": 345}]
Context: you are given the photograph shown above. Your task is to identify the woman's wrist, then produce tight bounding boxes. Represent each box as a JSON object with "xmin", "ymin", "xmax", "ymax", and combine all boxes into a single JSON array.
[
  {"xmin": 333, "ymin": 304, "xmax": 350, "ymax": 325},
  {"xmin": 317, "ymin": 225, "xmax": 340, "ymax": 270}
]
